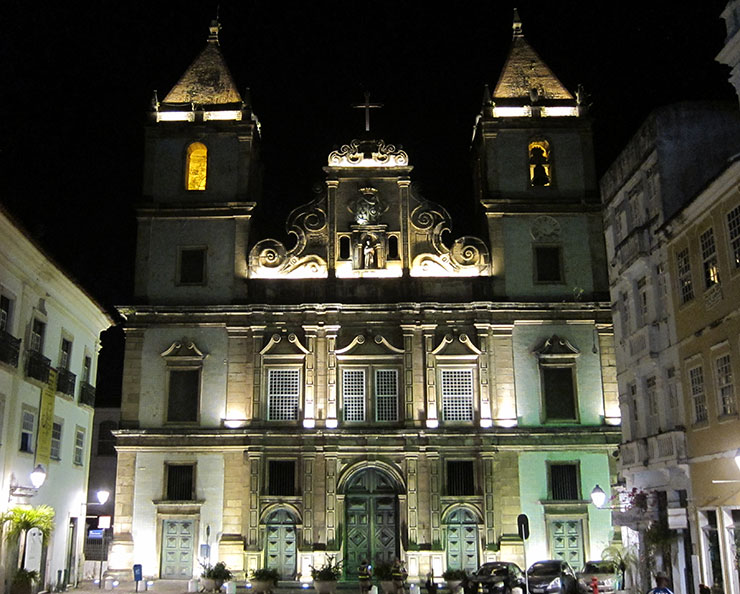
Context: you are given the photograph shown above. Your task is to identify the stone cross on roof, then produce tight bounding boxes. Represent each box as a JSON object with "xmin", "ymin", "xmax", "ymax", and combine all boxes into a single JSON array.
[{"xmin": 352, "ymin": 91, "xmax": 383, "ymax": 133}]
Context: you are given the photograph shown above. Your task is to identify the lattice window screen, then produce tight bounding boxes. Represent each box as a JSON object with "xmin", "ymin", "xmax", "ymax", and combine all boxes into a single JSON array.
[
  {"xmin": 375, "ymin": 369, "xmax": 398, "ymax": 421},
  {"xmin": 343, "ymin": 369, "xmax": 366, "ymax": 421},
  {"xmin": 441, "ymin": 369, "xmax": 474, "ymax": 421},
  {"xmin": 267, "ymin": 368, "xmax": 300, "ymax": 421}
]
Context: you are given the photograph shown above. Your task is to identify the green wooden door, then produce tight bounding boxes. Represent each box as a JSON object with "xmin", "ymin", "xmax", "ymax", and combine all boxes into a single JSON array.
[
  {"xmin": 265, "ymin": 509, "xmax": 297, "ymax": 578},
  {"xmin": 549, "ymin": 518, "xmax": 584, "ymax": 569},
  {"xmin": 345, "ymin": 469, "xmax": 398, "ymax": 578},
  {"xmin": 161, "ymin": 519, "xmax": 195, "ymax": 579},
  {"xmin": 445, "ymin": 508, "xmax": 479, "ymax": 573}
]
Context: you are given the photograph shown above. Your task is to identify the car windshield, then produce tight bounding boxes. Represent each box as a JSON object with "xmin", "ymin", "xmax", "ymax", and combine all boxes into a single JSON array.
[
  {"xmin": 582, "ymin": 562, "xmax": 616, "ymax": 574},
  {"xmin": 529, "ymin": 563, "xmax": 560, "ymax": 576},
  {"xmin": 477, "ymin": 565, "xmax": 508, "ymax": 577}
]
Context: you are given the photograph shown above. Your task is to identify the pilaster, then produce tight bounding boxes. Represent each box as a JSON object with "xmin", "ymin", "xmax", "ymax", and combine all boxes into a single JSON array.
[
  {"xmin": 249, "ymin": 326, "xmax": 265, "ymax": 420},
  {"xmin": 475, "ymin": 324, "xmax": 493, "ymax": 427},
  {"xmin": 423, "ymin": 326, "xmax": 439, "ymax": 428},
  {"xmin": 226, "ymin": 327, "xmax": 250, "ymax": 421},
  {"xmin": 490, "ymin": 325, "xmax": 516, "ymax": 426},
  {"xmin": 120, "ymin": 328, "xmax": 144, "ymax": 424}
]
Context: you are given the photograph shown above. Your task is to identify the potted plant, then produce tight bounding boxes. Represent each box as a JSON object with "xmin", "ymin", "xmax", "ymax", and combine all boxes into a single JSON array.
[
  {"xmin": 442, "ymin": 569, "xmax": 467, "ymax": 593},
  {"xmin": 201, "ymin": 561, "xmax": 233, "ymax": 592},
  {"xmin": 375, "ymin": 562, "xmax": 396, "ymax": 594},
  {"xmin": 250, "ymin": 568, "xmax": 280, "ymax": 594},
  {"xmin": 311, "ymin": 556, "xmax": 342, "ymax": 594},
  {"xmin": 10, "ymin": 569, "xmax": 39, "ymax": 594},
  {"xmin": 1, "ymin": 506, "xmax": 55, "ymax": 571}
]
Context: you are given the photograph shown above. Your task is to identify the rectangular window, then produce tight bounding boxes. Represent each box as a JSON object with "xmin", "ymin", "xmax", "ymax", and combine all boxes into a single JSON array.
[
  {"xmin": 343, "ymin": 369, "xmax": 366, "ymax": 422},
  {"xmin": 542, "ymin": 367, "xmax": 577, "ymax": 421},
  {"xmin": 0, "ymin": 295, "xmax": 11, "ymax": 332},
  {"xmin": 51, "ymin": 421, "xmax": 63, "ymax": 460},
  {"xmin": 646, "ymin": 376, "xmax": 658, "ymax": 416},
  {"xmin": 82, "ymin": 355, "xmax": 92, "ymax": 384},
  {"xmin": 375, "ymin": 369, "xmax": 398, "ymax": 422},
  {"xmin": 441, "ymin": 369, "xmax": 474, "ymax": 421},
  {"xmin": 73, "ymin": 427, "xmax": 85, "ymax": 465},
  {"xmin": 689, "ymin": 366, "xmax": 708, "ymax": 423},
  {"xmin": 629, "ymin": 382, "xmax": 638, "ymax": 421},
  {"xmin": 60, "ymin": 339, "xmax": 72, "ymax": 369},
  {"xmin": 535, "ymin": 246, "xmax": 563, "ymax": 283},
  {"xmin": 667, "ymin": 367, "xmax": 678, "ymax": 409},
  {"xmin": 20, "ymin": 409, "xmax": 35, "ymax": 453},
  {"xmin": 268, "ymin": 460, "xmax": 295, "ymax": 496},
  {"xmin": 716, "ymin": 354, "xmax": 736, "ymax": 417},
  {"xmin": 447, "ymin": 460, "xmax": 475, "ymax": 496},
  {"xmin": 178, "ymin": 247, "xmax": 207, "ymax": 285},
  {"xmin": 167, "ymin": 369, "xmax": 199, "ymax": 423},
  {"xmin": 727, "ymin": 204, "xmax": 740, "ymax": 269},
  {"xmin": 550, "ymin": 463, "xmax": 580, "ymax": 500},
  {"xmin": 267, "ymin": 368, "xmax": 300, "ymax": 421},
  {"xmin": 620, "ymin": 292, "xmax": 630, "ymax": 333},
  {"xmin": 166, "ymin": 464, "xmax": 195, "ymax": 500},
  {"xmin": 700, "ymin": 228, "xmax": 719, "ymax": 288},
  {"xmin": 676, "ymin": 248, "xmax": 694, "ymax": 304},
  {"xmin": 30, "ymin": 319, "xmax": 45, "ymax": 352},
  {"xmin": 637, "ymin": 277, "xmax": 648, "ymax": 323}
]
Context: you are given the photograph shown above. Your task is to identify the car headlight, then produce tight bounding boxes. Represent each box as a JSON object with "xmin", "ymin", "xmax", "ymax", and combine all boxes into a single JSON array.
[{"xmin": 547, "ymin": 577, "xmax": 561, "ymax": 590}]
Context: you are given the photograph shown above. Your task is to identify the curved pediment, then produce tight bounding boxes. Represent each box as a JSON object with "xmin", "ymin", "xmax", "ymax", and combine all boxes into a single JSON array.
[
  {"xmin": 336, "ymin": 334, "xmax": 404, "ymax": 356},
  {"xmin": 160, "ymin": 338, "xmax": 207, "ymax": 362},
  {"xmin": 532, "ymin": 334, "xmax": 580, "ymax": 359},
  {"xmin": 431, "ymin": 333, "xmax": 482, "ymax": 357},
  {"xmin": 260, "ymin": 333, "xmax": 310, "ymax": 356}
]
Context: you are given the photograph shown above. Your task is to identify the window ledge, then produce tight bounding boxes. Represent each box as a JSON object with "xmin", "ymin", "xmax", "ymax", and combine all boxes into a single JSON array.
[
  {"xmin": 717, "ymin": 413, "xmax": 738, "ymax": 423},
  {"xmin": 152, "ymin": 500, "xmax": 205, "ymax": 513},
  {"xmin": 690, "ymin": 420, "xmax": 709, "ymax": 430}
]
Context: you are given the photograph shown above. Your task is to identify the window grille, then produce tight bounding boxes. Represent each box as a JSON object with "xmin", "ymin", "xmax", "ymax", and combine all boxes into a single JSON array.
[
  {"xmin": 268, "ymin": 460, "xmax": 295, "ymax": 495},
  {"xmin": 343, "ymin": 369, "xmax": 366, "ymax": 421},
  {"xmin": 441, "ymin": 369, "xmax": 474, "ymax": 421},
  {"xmin": 267, "ymin": 368, "xmax": 300, "ymax": 421},
  {"xmin": 51, "ymin": 421, "xmax": 62, "ymax": 460},
  {"xmin": 700, "ymin": 228, "xmax": 719, "ymax": 288},
  {"xmin": 20, "ymin": 410, "xmax": 35, "ymax": 452},
  {"xmin": 676, "ymin": 248, "xmax": 694, "ymax": 304},
  {"xmin": 166, "ymin": 464, "xmax": 194, "ymax": 500},
  {"xmin": 728, "ymin": 205, "xmax": 740, "ymax": 269},
  {"xmin": 689, "ymin": 366, "xmax": 708, "ymax": 423},
  {"xmin": 550, "ymin": 463, "xmax": 579, "ymax": 500},
  {"xmin": 375, "ymin": 369, "xmax": 398, "ymax": 421},
  {"xmin": 447, "ymin": 461, "xmax": 475, "ymax": 495},
  {"xmin": 716, "ymin": 355, "xmax": 736, "ymax": 416}
]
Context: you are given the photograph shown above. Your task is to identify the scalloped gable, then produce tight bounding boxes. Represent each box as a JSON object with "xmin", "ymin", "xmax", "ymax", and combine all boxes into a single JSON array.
[
  {"xmin": 260, "ymin": 333, "xmax": 310, "ymax": 356},
  {"xmin": 160, "ymin": 339, "xmax": 207, "ymax": 361},
  {"xmin": 336, "ymin": 334, "xmax": 404, "ymax": 356},
  {"xmin": 532, "ymin": 334, "xmax": 580, "ymax": 358},
  {"xmin": 431, "ymin": 334, "xmax": 482, "ymax": 357}
]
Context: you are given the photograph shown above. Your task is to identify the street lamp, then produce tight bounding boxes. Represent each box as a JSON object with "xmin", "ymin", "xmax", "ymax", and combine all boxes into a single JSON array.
[
  {"xmin": 97, "ymin": 490, "xmax": 110, "ymax": 505},
  {"xmin": 590, "ymin": 484, "xmax": 607, "ymax": 508},
  {"xmin": 29, "ymin": 464, "xmax": 47, "ymax": 489}
]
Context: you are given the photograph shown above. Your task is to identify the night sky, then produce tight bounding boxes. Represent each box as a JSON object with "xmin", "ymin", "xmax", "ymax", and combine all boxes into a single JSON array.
[{"xmin": 1, "ymin": 1, "xmax": 736, "ymax": 404}]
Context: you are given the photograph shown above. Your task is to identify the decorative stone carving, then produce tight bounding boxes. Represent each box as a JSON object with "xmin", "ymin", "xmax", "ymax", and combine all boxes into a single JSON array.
[
  {"xmin": 327, "ymin": 139, "xmax": 409, "ymax": 168},
  {"xmin": 349, "ymin": 187, "xmax": 387, "ymax": 225},
  {"xmin": 532, "ymin": 335, "xmax": 580, "ymax": 359},
  {"xmin": 530, "ymin": 215, "xmax": 561, "ymax": 241},
  {"xmin": 160, "ymin": 339, "xmax": 207, "ymax": 362}
]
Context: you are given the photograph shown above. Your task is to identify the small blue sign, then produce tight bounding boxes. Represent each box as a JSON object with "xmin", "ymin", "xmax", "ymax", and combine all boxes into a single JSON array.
[
  {"xmin": 133, "ymin": 564, "xmax": 143, "ymax": 582},
  {"xmin": 88, "ymin": 529, "xmax": 104, "ymax": 539}
]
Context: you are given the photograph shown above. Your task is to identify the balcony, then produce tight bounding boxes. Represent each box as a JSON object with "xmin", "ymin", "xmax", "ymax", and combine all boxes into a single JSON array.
[
  {"xmin": 57, "ymin": 368, "xmax": 76, "ymax": 396},
  {"xmin": 26, "ymin": 350, "xmax": 51, "ymax": 383},
  {"xmin": 614, "ymin": 226, "xmax": 651, "ymax": 274},
  {"xmin": 620, "ymin": 430, "xmax": 687, "ymax": 471},
  {"xmin": 79, "ymin": 381, "xmax": 96, "ymax": 407},
  {"xmin": 0, "ymin": 331, "xmax": 21, "ymax": 367}
]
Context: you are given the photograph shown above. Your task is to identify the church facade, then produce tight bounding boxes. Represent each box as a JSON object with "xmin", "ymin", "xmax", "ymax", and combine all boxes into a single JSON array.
[{"xmin": 109, "ymin": 17, "xmax": 619, "ymax": 582}]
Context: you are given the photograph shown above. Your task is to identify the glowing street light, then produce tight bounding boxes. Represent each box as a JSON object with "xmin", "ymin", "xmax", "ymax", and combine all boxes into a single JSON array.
[
  {"xmin": 29, "ymin": 464, "xmax": 47, "ymax": 489},
  {"xmin": 97, "ymin": 489, "xmax": 110, "ymax": 505},
  {"xmin": 590, "ymin": 484, "xmax": 607, "ymax": 508}
]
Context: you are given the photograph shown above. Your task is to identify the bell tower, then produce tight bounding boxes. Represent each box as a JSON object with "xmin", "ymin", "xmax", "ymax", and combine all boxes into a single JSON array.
[
  {"xmin": 472, "ymin": 11, "xmax": 607, "ymax": 300},
  {"xmin": 134, "ymin": 20, "xmax": 261, "ymax": 304}
]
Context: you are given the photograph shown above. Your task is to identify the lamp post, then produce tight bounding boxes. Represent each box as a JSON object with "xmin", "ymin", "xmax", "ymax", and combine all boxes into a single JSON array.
[
  {"xmin": 91, "ymin": 488, "xmax": 111, "ymax": 588},
  {"xmin": 590, "ymin": 485, "xmax": 607, "ymax": 508}
]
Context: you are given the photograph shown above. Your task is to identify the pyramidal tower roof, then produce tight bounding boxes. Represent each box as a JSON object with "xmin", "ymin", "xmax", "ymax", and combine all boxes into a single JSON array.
[
  {"xmin": 492, "ymin": 10, "xmax": 573, "ymax": 101},
  {"xmin": 163, "ymin": 20, "xmax": 242, "ymax": 105}
]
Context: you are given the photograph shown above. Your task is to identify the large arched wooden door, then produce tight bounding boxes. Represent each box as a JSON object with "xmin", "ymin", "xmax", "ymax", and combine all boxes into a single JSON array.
[
  {"xmin": 445, "ymin": 507, "xmax": 479, "ymax": 573},
  {"xmin": 265, "ymin": 509, "xmax": 297, "ymax": 579},
  {"xmin": 345, "ymin": 468, "xmax": 399, "ymax": 579}
]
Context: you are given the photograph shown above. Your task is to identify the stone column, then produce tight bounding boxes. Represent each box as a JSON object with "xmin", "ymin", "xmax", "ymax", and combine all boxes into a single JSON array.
[
  {"xmin": 598, "ymin": 326, "xmax": 619, "ymax": 423},
  {"xmin": 303, "ymin": 326, "xmax": 318, "ymax": 428},
  {"xmin": 220, "ymin": 451, "xmax": 249, "ymax": 575},
  {"xmin": 481, "ymin": 452, "xmax": 496, "ymax": 561},
  {"xmin": 423, "ymin": 327, "xmax": 439, "ymax": 428},
  {"xmin": 325, "ymin": 326, "xmax": 340, "ymax": 427},
  {"xmin": 398, "ymin": 177, "xmax": 411, "ymax": 271},
  {"xmin": 249, "ymin": 326, "xmax": 265, "ymax": 420},
  {"xmin": 245, "ymin": 449, "xmax": 263, "ymax": 551},
  {"xmin": 120, "ymin": 328, "xmax": 144, "ymax": 425},
  {"xmin": 107, "ymin": 451, "xmax": 136, "ymax": 578}
]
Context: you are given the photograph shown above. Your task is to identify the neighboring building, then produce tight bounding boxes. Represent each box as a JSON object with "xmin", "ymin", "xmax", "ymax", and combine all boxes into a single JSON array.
[
  {"xmin": 0, "ymin": 206, "xmax": 112, "ymax": 589},
  {"xmin": 108, "ymin": 17, "xmax": 619, "ymax": 582},
  {"xmin": 600, "ymin": 102, "xmax": 740, "ymax": 593}
]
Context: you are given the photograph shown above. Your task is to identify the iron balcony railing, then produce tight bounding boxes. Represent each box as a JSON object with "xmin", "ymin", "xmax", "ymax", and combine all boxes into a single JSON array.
[
  {"xmin": 57, "ymin": 368, "xmax": 76, "ymax": 396},
  {"xmin": 26, "ymin": 350, "xmax": 51, "ymax": 383},
  {"xmin": 0, "ymin": 331, "xmax": 21, "ymax": 367},
  {"xmin": 79, "ymin": 381, "xmax": 96, "ymax": 407}
]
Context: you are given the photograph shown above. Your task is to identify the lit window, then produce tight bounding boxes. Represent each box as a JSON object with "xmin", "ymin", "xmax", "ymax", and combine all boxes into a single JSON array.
[
  {"xmin": 51, "ymin": 421, "xmax": 63, "ymax": 460},
  {"xmin": 20, "ymin": 409, "xmax": 36, "ymax": 453},
  {"xmin": 689, "ymin": 366, "xmax": 707, "ymax": 424},
  {"xmin": 700, "ymin": 228, "xmax": 719, "ymax": 288},
  {"xmin": 186, "ymin": 142, "xmax": 207, "ymax": 191},
  {"xmin": 267, "ymin": 368, "xmax": 300, "ymax": 421},
  {"xmin": 676, "ymin": 248, "xmax": 694, "ymax": 304},
  {"xmin": 178, "ymin": 247, "xmax": 207, "ymax": 285},
  {"xmin": 73, "ymin": 427, "xmax": 85, "ymax": 465},
  {"xmin": 716, "ymin": 355, "xmax": 736, "ymax": 417},
  {"xmin": 535, "ymin": 246, "xmax": 563, "ymax": 283},
  {"xmin": 728, "ymin": 205, "xmax": 740, "ymax": 269},
  {"xmin": 167, "ymin": 369, "xmax": 200, "ymax": 423},
  {"xmin": 441, "ymin": 369, "xmax": 474, "ymax": 422},
  {"xmin": 529, "ymin": 140, "xmax": 551, "ymax": 187}
]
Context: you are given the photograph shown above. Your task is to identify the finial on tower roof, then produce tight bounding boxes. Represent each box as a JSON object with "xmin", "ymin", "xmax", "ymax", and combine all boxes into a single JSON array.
[
  {"xmin": 208, "ymin": 18, "xmax": 221, "ymax": 44},
  {"xmin": 512, "ymin": 8, "xmax": 523, "ymax": 37},
  {"xmin": 482, "ymin": 84, "xmax": 491, "ymax": 106}
]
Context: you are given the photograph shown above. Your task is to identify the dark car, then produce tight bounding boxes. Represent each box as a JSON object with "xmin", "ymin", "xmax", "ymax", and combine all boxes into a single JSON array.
[
  {"xmin": 526, "ymin": 560, "xmax": 578, "ymax": 594},
  {"xmin": 470, "ymin": 562, "xmax": 526, "ymax": 594},
  {"xmin": 576, "ymin": 561, "xmax": 618, "ymax": 594}
]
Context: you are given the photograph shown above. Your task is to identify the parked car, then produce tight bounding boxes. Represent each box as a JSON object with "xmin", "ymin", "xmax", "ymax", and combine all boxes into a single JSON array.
[
  {"xmin": 576, "ymin": 561, "xmax": 618, "ymax": 594},
  {"xmin": 470, "ymin": 562, "xmax": 526, "ymax": 594},
  {"xmin": 526, "ymin": 561, "xmax": 578, "ymax": 594}
]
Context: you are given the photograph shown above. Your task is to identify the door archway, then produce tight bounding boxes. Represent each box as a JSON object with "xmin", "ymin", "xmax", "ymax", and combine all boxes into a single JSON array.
[
  {"xmin": 444, "ymin": 507, "xmax": 479, "ymax": 573},
  {"xmin": 344, "ymin": 467, "xmax": 400, "ymax": 579},
  {"xmin": 264, "ymin": 509, "xmax": 297, "ymax": 579}
]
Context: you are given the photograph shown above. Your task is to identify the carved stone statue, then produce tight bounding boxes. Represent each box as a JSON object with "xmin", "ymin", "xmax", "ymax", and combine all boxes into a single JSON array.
[{"xmin": 363, "ymin": 239, "xmax": 375, "ymax": 268}]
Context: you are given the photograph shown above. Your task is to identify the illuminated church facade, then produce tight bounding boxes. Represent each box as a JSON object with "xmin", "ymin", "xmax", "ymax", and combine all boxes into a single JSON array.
[{"xmin": 109, "ymin": 16, "xmax": 620, "ymax": 581}]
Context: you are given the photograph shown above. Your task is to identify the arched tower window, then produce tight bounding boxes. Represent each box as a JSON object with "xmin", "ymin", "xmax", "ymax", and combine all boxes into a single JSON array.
[
  {"xmin": 186, "ymin": 142, "xmax": 208, "ymax": 191},
  {"xmin": 529, "ymin": 140, "xmax": 552, "ymax": 187}
]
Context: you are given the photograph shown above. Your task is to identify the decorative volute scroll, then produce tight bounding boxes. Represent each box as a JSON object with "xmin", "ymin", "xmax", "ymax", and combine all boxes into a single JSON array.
[
  {"xmin": 532, "ymin": 334, "xmax": 580, "ymax": 359},
  {"xmin": 160, "ymin": 339, "xmax": 208, "ymax": 363},
  {"xmin": 249, "ymin": 191, "xmax": 329, "ymax": 278},
  {"xmin": 430, "ymin": 333, "xmax": 483, "ymax": 357},
  {"xmin": 335, "ymin": 334, "xmax": 404, "ymax": 356},
  {"xmin": 260, "ymin": 333, "xmax": 311, "ymax": 356},
  {"xmin": 327, "ymin": 139, "xmax": 409, "ymax": 168},
  {"xmin": 409, "ymin": 190, "xmax": 490, "ymax": 277}
]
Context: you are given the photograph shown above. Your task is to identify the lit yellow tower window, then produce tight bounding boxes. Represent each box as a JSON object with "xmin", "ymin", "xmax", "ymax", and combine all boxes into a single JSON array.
[
  {"xmin": 186, "ymin": 142, "xmax": 208, "ymax": 191},
  {"xmin": 529, "ymin": 140, "xmax": 551, "ymax": 187}
]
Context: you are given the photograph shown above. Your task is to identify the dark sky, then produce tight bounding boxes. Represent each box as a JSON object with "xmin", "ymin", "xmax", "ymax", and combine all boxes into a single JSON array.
[{"xmin": 1, "ymin": 1, "xmax": 736, "ymax": 404}]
